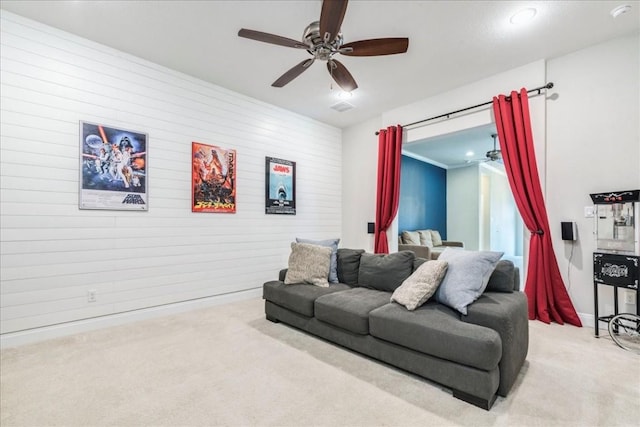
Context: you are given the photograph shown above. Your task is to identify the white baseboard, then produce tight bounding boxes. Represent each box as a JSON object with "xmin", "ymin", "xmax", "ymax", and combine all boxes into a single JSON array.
[
  {"xmin": 0, "ymin": 288, "xmax": 262, "ymax": 349},
  {"xmin": 578, "ymin": 312, "xmax": 595, "ymax": 328}
]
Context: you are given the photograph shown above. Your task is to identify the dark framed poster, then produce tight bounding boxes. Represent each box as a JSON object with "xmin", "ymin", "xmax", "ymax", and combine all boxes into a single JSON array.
[
  {"xmin": 265, "ymin": 157, "xmax": 296, "ymax": 215},
  {"xmin": 79, "ymin": 121, "xmax": 148, "ymax": 210},
  {"xmin": 192, "ymin": 142, "xmax": 237, "ymax": 213}
]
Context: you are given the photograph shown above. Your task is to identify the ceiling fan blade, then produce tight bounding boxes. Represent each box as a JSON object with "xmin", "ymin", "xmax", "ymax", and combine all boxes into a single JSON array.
[
  {"xmin": 238, "ymin": 28, "xmax": 308, "ymax": 49},
  {"xmin": 340, "ymin": 38, "xmax": 409, "ymax": 56},
  {"xmin": 327, "ymin": 59, "xmax": 358, "ymax": 92},
  {"xmin": 272, "ymin": 59, "xmax": 315, "ymax": 87},
  {"xmin": 319, "ymin": 0, "xmax": 349, "ymax": 43}
]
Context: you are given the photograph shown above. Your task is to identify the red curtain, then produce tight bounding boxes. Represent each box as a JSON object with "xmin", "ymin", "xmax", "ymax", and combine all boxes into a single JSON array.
[
  {"xmin": 374, "ymin": 125, "xmax": 403, "ymax": 254},
  {"xmin": 493, "ymin": 89, "xmax": 582, "ymax": 327}
]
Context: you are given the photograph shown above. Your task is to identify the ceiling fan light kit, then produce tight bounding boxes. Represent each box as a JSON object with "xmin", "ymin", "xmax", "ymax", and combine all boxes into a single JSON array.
[
  {"xmin": 467, "ymin": 133, "xmax": 502, "ymax": 164},
  {"xmin": 238, "ymin": 0, "xmax": 409, "ymax": 92}
]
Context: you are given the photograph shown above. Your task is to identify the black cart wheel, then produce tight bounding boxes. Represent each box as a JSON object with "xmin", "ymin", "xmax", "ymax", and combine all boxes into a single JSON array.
[{"xmin": 608, "ymin": 313, "xmax": 640, "ymax": 354}]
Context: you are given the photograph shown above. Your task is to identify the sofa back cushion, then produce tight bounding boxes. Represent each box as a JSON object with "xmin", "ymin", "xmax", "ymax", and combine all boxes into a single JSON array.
[
  {"xmin": 336, "ymin": 248, "xmax": 365, "ymax": 285},
  {"xmin": 401, "ymin": 230, "xmax": 421, "ymax": 245},
  {"xmin": 485, "ymin": 260, "xmax": 516, "ymax": 293},
  {"xmin": 417, "ymin": 230, "xmax": 434, "ymax": 247},
  {"xmin": 358, "ymin": 251, "xmax": 415, "ymax": 292},
  {"xmin": 430, "ymin": 230, "xmax": 443, "ymax": 246}
]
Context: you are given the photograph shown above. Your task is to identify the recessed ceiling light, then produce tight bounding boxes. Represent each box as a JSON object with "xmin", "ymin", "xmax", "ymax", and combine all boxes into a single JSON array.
[
  {"xmin": 465, "ymin": 151, "xmax": 475, "ymax": 157},
  {"xmin": 510, "ymin": 8, "xmax": 537, "ymax": 25},
  {"xmin": 337, "ymin": 91, "xmax": 353, "ymax": 100},
  {"xmin": 610, "ymin": 4, "xmax": 632, "ymax": 18}
]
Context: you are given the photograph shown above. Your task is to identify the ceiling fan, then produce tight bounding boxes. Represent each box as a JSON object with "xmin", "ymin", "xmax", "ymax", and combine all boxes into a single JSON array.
[
  {"xmin": 237, "ymin": 0, "xmax": 409, "ymax": 92},
  {"xmin": 467, "ymin": 133, "xmax": 502, "ymax": 164}
]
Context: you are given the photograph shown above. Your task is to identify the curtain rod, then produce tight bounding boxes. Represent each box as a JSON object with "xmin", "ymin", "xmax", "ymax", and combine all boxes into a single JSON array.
[{"xmin": 375, "ymin": 82, "xmax": 554, "ymax": 135}]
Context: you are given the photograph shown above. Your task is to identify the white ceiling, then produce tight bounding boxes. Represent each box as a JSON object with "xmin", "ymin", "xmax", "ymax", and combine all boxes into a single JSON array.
[{"xmin": 1, "ymin": 0, "xmax": 639, "ymax": 131}]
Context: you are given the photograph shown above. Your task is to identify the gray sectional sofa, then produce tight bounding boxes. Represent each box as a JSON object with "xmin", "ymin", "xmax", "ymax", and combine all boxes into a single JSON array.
[{"xmin": 262, "ymin": 248, "xmax": 528, "ymax": 410}]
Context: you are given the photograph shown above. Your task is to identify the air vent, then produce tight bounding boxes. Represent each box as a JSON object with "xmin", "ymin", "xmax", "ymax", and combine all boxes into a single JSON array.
[{"xmin": 330, "ymin": 101, "xmax": 354, "ymax": 112}]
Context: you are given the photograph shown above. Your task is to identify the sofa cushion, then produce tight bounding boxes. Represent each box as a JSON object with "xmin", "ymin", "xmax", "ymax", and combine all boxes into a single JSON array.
[
  {"xmin": 417, "ymin": 230, "xmax": 434, "ymax": 247},
  {"xmin": 485, "ymin": 260, "xmax": 516, "ymax": 293},
  {"xmin": 315, "ymin": 288, "xmax": 391, "ymax": 335},
  {"xmin": 434, "ymin": 248, "xmax": 504, "ymax": 315},
  {"xmin": 296, "ymin": 237, "xmax": 340, "ymax": 283},
  {"xmin": 358, "ymin": 251, "xmax": 415, "ymax": 292},
  {"xmin": 263, "ymin": 280, "xmax": 351, "ymax": 317},
  {"xmin": 369, "ymin": 302, "xmax": 502, "ymax": 371},
  {"xmin": 401, "ymin": 230, "xmax": 421, "ymax": 245},
  {"xmin": 430, "ymin": 230, "xmax": 443, "ymax": 246},
  {"xmin": 284, "ymin": 242, "xmax": 332, "ymax": 287},
  {"xmin": 391, "ymin": 260, "xmax": 448, "ymax": 310},
  {"xmin": 336, "ymin": 248, "xmax": 365, "ymax": 285}
]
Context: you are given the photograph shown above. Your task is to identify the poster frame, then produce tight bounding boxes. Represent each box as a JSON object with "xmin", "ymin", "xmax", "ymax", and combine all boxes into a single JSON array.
[
  {"xmin": 79, "ymin": 121, "xmax": 148, "ymax": 211},
  {"xmin": 265, "ymin": 156, "xmax": 296, "ymax": 215}
]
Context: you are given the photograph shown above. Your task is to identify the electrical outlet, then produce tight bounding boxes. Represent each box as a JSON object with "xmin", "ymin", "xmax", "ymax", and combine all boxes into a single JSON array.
[
  {"xmin": 624, "ymin": 290, "xmax": 636, "ymax": 305},
  {"xmin": 87, "ymin": 290, "xmax": 96, "ymax": 303}
]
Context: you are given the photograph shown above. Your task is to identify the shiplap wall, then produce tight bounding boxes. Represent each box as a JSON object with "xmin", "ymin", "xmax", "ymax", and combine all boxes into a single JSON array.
[{"xmin": 0, "ymin": 12, "xmax": 342, "ymax": 336}]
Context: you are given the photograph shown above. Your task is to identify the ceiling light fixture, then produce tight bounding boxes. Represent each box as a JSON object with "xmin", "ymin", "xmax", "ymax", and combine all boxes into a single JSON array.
[
  {"xmin": 610, "ymin": 4, "xmax": 632, "ymax": 18},
  {"xmin": 337, "ymin": 91, "xmax": 353, "ymax": 100},
  {"xmin": 465, "ymin": 151, "xmax": 475, "ymax": 157},
  {"xmin": 510, "ymin": 7, "xmax": 537, "ymax": 25}
]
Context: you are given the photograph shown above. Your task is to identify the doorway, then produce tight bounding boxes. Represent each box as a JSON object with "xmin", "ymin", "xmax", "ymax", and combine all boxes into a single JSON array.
[{"xmin": 400, "ymin": 123, "xmax": 524, "ymax": 287}]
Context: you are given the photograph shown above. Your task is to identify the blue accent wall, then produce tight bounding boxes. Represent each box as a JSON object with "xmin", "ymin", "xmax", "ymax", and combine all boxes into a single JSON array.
[{"xmin": 398, "ymin": 156, "xmax": 447, "ymax": 238}]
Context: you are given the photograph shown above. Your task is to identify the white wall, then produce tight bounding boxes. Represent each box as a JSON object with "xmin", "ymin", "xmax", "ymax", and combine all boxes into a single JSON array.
[
  {"xmin": 546, "ymin": 34, "xmax": 640, "ymax": 325},
  {"xmin": 342, "ymin": 35, "xmax": 640, "ymax": 326},
  {"xmin": 341, "ymin": 116, "xmax": 381, "ymax": 252},
  {"xmin": 0, "ymin": 12, "xmax": 342, "ymax": 343},
  {"xmin": 447, "ymin": 165, "xmax": 480, "ymax": 250}
]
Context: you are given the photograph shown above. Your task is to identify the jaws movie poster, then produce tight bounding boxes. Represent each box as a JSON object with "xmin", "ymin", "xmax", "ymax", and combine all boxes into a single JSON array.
[
  {"xmin": 192, "ymin": 142, "xmax": 237, "ymax": 213},
  {"xmin": 265, "ymin": 157, "xmax": 296, "ymax": 215},
  {"xmin": 79, "ymin": 121, "xmax": 148, "ymax": 211}
]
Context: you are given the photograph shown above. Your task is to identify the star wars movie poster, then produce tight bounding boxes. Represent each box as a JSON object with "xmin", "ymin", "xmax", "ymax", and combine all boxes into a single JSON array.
[
  {"xmin": 79, "ymin": 121, "xmax": 148, "ymax": 210},
  {"xmin": 265, "ymin": 157, "xmax": 296, "ymax": 215},
  {"xmin": 192, "ymin": 142, "xmax": 237, "ymax": 213}
]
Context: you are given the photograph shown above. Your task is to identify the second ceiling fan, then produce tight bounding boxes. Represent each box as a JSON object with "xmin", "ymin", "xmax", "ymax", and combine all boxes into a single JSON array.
[{"xmin": 238, "ymin": 0, "xmax": 409, "ymax": 92}]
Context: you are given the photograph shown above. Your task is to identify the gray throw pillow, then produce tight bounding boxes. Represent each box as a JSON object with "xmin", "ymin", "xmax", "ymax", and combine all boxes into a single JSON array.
[
  {"xmin": 434, "ymin": 248, "xmax": 504, "ymax": 314},
  {"xmin": 485, "ymin": 260, "xmax": 516, "ymax": 293},
  {"xmin": 296, "ymin": 237, "xmax": 340, "ymax": 283},
  {"xmin": 391, "ymin": 260, "xmax": 449, "ymax": 310},
  {"xmin": 358, "ymin": 251, "xmax": 415, "ymax": 292},
  {"xmin": 336, "ymin": 248, "xmax": 365, "ymax": 285},
  {"xmin": 284, "ymin": 243, "xmax": 331, "ymax": 288}
]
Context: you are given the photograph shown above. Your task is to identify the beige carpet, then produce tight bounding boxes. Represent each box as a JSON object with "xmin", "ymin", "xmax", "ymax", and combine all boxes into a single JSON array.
[{"xmin": 1, "ymin": 297, "xmax": 638, "ymax": 427}]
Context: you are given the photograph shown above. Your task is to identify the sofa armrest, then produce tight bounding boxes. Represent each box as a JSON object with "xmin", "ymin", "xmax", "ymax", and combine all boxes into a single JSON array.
[
  {"xmin": 462, "ymin": 291, "xmax": 528, "ymax": 397},
  {"xmin": 398, "ymin": 244, "xmax": 431, "ymax": 260},
  {"xmin": 441, "ymin": 241, "xmax": 464, "ymax": 248},
  {"xmin": 278, "ymin": 269, "xmax": 288, "ymax": 281}
]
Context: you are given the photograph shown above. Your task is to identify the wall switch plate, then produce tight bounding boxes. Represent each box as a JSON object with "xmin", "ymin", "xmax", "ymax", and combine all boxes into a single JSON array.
[
  {"xmin": 584, "ymin": 206, "xmax": 595, "ymax": 218},
  {"xmin": 624, "ymin": 290, "xmax": 636, "ymax": 305}
]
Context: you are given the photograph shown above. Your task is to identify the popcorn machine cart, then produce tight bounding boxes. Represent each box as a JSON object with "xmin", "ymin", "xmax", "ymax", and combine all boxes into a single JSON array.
[{"xmin": 591, "ymin": 190, "xmax": 640, "ymax": 337}]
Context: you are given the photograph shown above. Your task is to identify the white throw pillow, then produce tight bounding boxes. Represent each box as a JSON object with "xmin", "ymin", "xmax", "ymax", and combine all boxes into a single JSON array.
[
  {"xmin": 284, "ymin": 243, "xmax": 332, "ymax": 287},
  {"xmin": 391, "ymin": 260, "xmax": 449, "ymax": 310}
]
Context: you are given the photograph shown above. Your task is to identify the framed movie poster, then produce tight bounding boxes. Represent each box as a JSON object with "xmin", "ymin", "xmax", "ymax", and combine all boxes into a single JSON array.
[
  {"xmin": 265, "ymin": 157, "xmax": 296, "ymax": 215},
  {"xmin": 192, "ymin": 142, "xmax": 237, "ymax": 213},
  {"xmin": 79, "ymin": 121, "xmax": 148, "ymax": 210}
]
